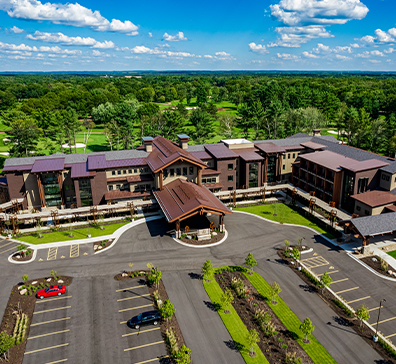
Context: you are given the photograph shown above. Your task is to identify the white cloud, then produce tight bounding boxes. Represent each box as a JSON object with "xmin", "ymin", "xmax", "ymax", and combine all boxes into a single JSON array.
[
  {"xmin": 384, "ymin": 48, "xmax": 395, "ymax": 54},
  {"xmin": 204, "ymin": 54, "xmax": 213, "ymax": 58},
  {"xmin": 163, "ymin": 32, "xmax": 187, "ymax": 41},
  {"xmin": 92, "ymin": 50, "xmax": 110, "ymax": 57},
  {"xmin": 148, "ymin": 32, "xmax": 153, "ymax": 38},
  {"xmin": 371, "ymin": 50, "xmax": 384, "ymax": 56},
  {"xmin": 0, "ymin": 0, "xmax": 138, "ymax": 33},
  {"xmin": 350, "ymin": 43, "xmax": 360, "ymax": 48},
  {"xmin": 26, "ymin": 31, "xmax": 115, "ymax": 48},
  {"xmin": 302, "ymin": 51, "xmax": 319, "ymax": 58},
  {"xmin": 276, "ymin": 53, "xmax": 299, "ymax": 60},
  {"xmin": 0, "ymin": 41, "xmax": 81, "ymax": 55},
  {"xmin": 356, "ymin": 50, "xmax": 384, "ymax": 58},
  {"xmin": 215, "ymin": 51, "xmax": 230, "ymax": 56},
  {"xmin": 357, "ymin": 28, "xmax": 396, "ymax": 45},
  {"xmin": 270, "ymin": 0, "xmax": 369, "ymax": 27},
  {"xmin": 268, "ymin": 26, "xmax": 333, "ymax": 47},
  {"xmin": 368, "ymin": 59, "xmax": 381, "ymax": 63},
  {"xmin": 335, "ymin": 54, "xmax": 351, "ymax": 60},
  {"xmin": 248, "ymin": 42, "xmax": 268, "ymax": 54},
  {"xmin": 9, "ymin": 25, "xmax": 24, "ymax": 33},
  {"xmin": 126, "ymin": 31, "xmax": 138, "ymax": 36},
  {"xmin": 130, "ymin": 45, "xmax": 195, "ymax": 58}
]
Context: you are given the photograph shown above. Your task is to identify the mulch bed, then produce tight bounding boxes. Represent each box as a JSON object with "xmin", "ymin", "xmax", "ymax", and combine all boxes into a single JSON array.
[
  {"xmin": 215, "ymin": 270, "xmax": 314, "ymax": 364},
  {"xmin": 179, "ymin": 232, "xmax": 225, "ymax": 246},
  {"xmin": 277, "ymin": 250, "xmax": 396, "ymax": 364},
  {"xmin": 0, "ymin": 276, "xmax": 73, "ymax": 364},
  {"xmin": 114, "ymin": 271, "xmax": 190, "ymax": 363},
  {"xmin": 12, "ymin": 250, "xmax": 34, "ymax": 262},
  {"xmin": 93, "ymin": 239, "xmax": 115, "ymax": 253},
  {"xmin": 360, "ymin": 255, "xmax": 396, "ymax": 279}
]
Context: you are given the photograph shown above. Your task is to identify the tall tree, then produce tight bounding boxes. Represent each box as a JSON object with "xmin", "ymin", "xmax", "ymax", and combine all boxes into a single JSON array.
[
  {"xmin": 190, "ymin": 109, "xmax": 214, "ymax": 143},
  {"xmin": 8, "ymin": 118, "xmax": 42, "ymax": 157},
  {"xmin": 113, "ymin": 102, "xmax": 138, "ymax": 149},
  {"xmin": 91, "ymin": 102, "xmax": 115, "ymax": 124},
  {"xmin": 62, "ymin": 108, "xmax": 82, "ymax": 154}
]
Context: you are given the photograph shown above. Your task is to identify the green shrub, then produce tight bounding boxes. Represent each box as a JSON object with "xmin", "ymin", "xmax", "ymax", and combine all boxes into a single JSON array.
[
  {"xmin": 17, "ymin": 244, "xmax": 27, "ymax": 252},
  {"xmin": 230, "ymin": 277, "xmax": 248, "ymax": 298},
  {"xmin": 334, "ymin": 299, "xmax": 354, "ymax": 317},
  {"xmin": 22, "ymin": 275, "xmax": 28, "ymax": 282},
  {"xmin": 301, "ymin": 268, "xmax": 320, "ymax": 286},
  {"xmin": 379, "ymin": 337, "xmax": 396, "ymax": 359}
]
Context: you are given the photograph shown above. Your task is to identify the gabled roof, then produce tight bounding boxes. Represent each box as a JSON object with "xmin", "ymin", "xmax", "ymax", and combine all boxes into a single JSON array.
[
  {"xmin": 70, "ymin": 163, "xmax": 96, "ymax": 179},
  {"xmin": 300, "ymin": 141, "xmax": 326, "ymax": 150},
  {"xmin": 153, "ymin": 179, "xmax": 231, "ymax": 223},
  {"xmin": 235, "ymin": 149, "xmax": 264, "ymax": 162},
  {"xmin": 341, "ymin": 159, "xmax": 389, "ymax": 173},
  {"xmin": 204, "ymin": 144, "xmax": 238, "ymax": 159},
  {"xmin": 381, "ymin": 161, "xmax": 396, "ymax": 174},
  {"xmin": 31, "ymin": 158, "xmax": 65, "ymax": 173},
  {"xmin": 351, "ymin": 190, "xmax": 396, "ymax": 208},
  {"xmin": 255, "ymin": 142, "xmax": 286, "ymax": 154},
  {"xmin": 146, "ymin": 136, "xmax": 207, "ymax": 173},
  {"xmin": 339, "ymin": 212, "xmax": 396, "ymax": 237}
]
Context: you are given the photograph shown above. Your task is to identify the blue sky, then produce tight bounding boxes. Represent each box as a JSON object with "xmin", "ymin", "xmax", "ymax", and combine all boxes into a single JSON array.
[{"xmin": 0, "ymin": 0, "xmax": 395, "ymax": 71}]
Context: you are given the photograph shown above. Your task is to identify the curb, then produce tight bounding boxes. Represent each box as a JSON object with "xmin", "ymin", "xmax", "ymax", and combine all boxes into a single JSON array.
[
  {"xmin": 300, "ymin": 248, "xmax": 313, "ymax": 255},
  {"xmin": 172, "ymin": 230, "xmax": 228, "ymax": 248},
  {"xmin": 95, "ymin": 216, "xmax": 162, "ymax": 254},
  {"xmin": 347, "ymin": 253, "xmax": 396, "ymax": 282},
  {"xmin": 8, "ymin": 249, "xmax": 37, "ymax": 265}
]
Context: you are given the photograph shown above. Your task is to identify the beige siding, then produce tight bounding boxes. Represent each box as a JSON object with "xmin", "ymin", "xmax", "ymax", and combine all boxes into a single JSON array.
[
  {"xmin": 23, "ymin": 173, "xmax": 41, "ymax": 209},
  {"xmin": 281, "ymin": 150, "xmax": 300, "ymax": 175},
  {"xmin": 106, "ymin": 166, "xmax": 150, "ymax": 179},
  {"xmin": 354, "ymin": 201, "xmax": 388, "ymax": 216}
]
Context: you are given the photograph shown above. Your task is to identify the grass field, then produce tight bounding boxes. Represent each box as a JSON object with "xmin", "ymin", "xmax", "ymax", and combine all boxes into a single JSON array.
[
  {"xmin": 245, "ymin": 272, "xmax": 337, "ymax": 364},
  {"xmin": 387, "ymin": 250, "xmax": 396, "ymax": 259},
  {"xmin": 203, "ymin": 278, "xmax": 269, "ymax": 364},
  {"xmin": 235, "ymin": 203, "xmax": 334, "ymax": 239},
  {"xmin": 16, "ymin": 221, "xmax": 129, "ymax": 244}
]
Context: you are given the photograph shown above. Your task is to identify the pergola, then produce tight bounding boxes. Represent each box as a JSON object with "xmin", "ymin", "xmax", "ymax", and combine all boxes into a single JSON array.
[
  {"xmin": 153, "ymin": 179, "xmax": 232, "ymax": 237},
  {"xmin": 338, "ymin": 212, "xmax": 396, "ymax": 246}
]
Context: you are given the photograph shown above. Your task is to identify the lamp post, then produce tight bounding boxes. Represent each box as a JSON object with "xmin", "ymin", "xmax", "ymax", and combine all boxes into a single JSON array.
[{"xmin": 373, "ymin": 299, "xmax": 386, "ymax": 342}]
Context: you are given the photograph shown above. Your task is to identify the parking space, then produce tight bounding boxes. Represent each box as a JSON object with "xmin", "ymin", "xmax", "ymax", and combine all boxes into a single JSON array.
[
  {"xmin": 0, "ymin": 239, "xmax": 19, "ymax": 256},
  {"xmin": 301, "ymin": 250, "xmax": 396, "ymax": 341},
  {"xmin": 116, "ymin": 280, "xmax": 168, "ymax": 364},
  {"xmin": 24, "ymin": 291, "xmax": 72, "ymax": 364},
  {"xmin": 36, "ymin": 243, "xmax": 92, "ymax": 262}
]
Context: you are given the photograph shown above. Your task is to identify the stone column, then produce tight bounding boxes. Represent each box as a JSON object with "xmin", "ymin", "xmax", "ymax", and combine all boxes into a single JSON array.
[
  {"xmin": 36, "ymin": 174, "xmax": 45, "ymax": 208},
  {"xmin": 264, "ymin": 157, "xmax": 268, "ymax": 185},
  {"xmin": 198, "ymin": 168, "xmax": 202, "ymax": 186},
  {"xmin": 57, "ymin": 172, "xmax": 64, "ymax": 206},
  {"xmin": 159, "ymin": 170, "xmax": 163, "ymax": 191},
  {"xmin": 219, "ymin": 213, "xmax": 225, "ymax": 232},
  {"xmin": 175, "ymin": 219, "xmax": 181, "ymax": 238}
]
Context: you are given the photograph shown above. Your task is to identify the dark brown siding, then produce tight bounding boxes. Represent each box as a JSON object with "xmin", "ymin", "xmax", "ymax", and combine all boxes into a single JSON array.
[
  {"xmin": 354, "ymin": 169, "xmax": 380, "ymax": 194},
  {"xmin": 6, "ymin": 172, "xmax": 27, "ymax": 209},
  {"xmin": 91, "ymin": 171, "xmax": 108, "ymax": 205},
  {"xmin": 74, "ymin": 179, "xmax": 81, "ymax": 208},
  {"xmin": 333, "ymin": 171, "xmax": 343, "ymax": 207},
  {"xmin": 216, "ymin": 159, "xmax": 236, "ymax": 190}
]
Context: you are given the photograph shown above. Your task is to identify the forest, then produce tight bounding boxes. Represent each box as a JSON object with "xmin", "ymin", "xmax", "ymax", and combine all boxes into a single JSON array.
[{"xmin": 1, "ymin": 72, "xmax": 396, "ymax": 168}]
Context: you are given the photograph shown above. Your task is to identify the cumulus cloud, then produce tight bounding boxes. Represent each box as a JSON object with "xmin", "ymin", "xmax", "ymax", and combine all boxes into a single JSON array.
[
  {"xmin": 92, "ymin": 50, "xmax": 110, "ymax": 57},
  {"xmin": 270, "ymin": 0, "xmax": 369, "ymax": 27},
  {"xmin": 384, "ymin": 48, "xmax": 395, "ymax": 54},
  {"xmin": 0, "ymin": 41, "xmax": 81, "ymax": 55},
  {"xmin": 357, "ymin": 28, "xmax": 396, "ymax": 45},
  {"xmin": 0, "ymin": 0, "xmax": 138, "ymax": 33},
  {"xmin": 335, "ymin": 54, "xmax": 351, "ymax": 60},
  {"xmin": 131, "ymin": 45, "xmax": 195, "ymax": 58},
  {"xmin": 148, "ymin": 32, "xmax": 153, "ymax": 38},
  {"xmin": 302, "ymin": 43, "xmax": 353, "ymax": 58},
  {"xmin": 276, "ymin": 53, "xmax": 299, "ymax": 60},
  {"xmin": 248, "ymin": 42, "xmax": 268, "ymax": 54},
  {"xmin": 9, "ymin": 25, "xmax": 24, "ymax": 33},
  {"xmin": 302, "ymin": 51, "xmax": 319, "ymax": 58},
  {"xmin": 204, "ymin": 54, "xmax": 213, "ymax": 58},
  {"xmin": 356, "ymin": 50, "xmax": 384, "ymax": 58},
  {"xmin": 27, "ymin": 31, "xmax": 115, "ymax": 48},
  {"xmin": 268, "ymin": 26, "xmax": 333, "ymax": 47},
  {"xmin": 163, "ymin": 32, "xmax": 187, "ymax": 41}
]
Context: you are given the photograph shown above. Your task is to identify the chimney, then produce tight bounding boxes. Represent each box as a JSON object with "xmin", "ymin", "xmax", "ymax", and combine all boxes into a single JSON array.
[
  {"xmin": 141, "ymin": 136, "xmax": 153, "ymax": 152},
  {"xmin": 313, "ymin": 129, "xmax": 321, "ymax": 137},
  {"xmin": 177, "ymin": 134, "xmax": 190, "ymax": 150}
]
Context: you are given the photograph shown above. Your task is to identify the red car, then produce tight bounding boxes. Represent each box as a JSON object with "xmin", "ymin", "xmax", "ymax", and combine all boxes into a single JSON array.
[{"xmin": 36, "ymin": 285, "xmax": 66, "ymax": 299}]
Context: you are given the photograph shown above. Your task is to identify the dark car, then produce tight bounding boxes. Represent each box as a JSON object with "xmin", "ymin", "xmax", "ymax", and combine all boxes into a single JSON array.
[
  {"xmin": 129, "ymin": 310, "xmax": 161, "ymax": 329},
  {"xmin": 36, "ymin": 285, "xmax": 66, "ymax": 299}
]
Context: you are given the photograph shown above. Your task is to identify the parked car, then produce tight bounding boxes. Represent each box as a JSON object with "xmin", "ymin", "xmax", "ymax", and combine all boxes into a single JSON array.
[
  {"xmin": 36, "ymin": 285, "xmax": 66, "ymax": 299},
  {"xmin": 129, "ymin": 310, "xmax": 161, "ymax": 329}
]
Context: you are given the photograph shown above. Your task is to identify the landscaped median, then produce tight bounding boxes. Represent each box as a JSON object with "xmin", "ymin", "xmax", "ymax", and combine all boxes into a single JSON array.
[{"xmin": 204, "ymin": 266, "xmax": 336, "ymax": 364}]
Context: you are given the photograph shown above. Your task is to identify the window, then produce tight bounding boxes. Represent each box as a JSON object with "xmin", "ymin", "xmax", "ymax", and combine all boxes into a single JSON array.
[
  {"xmin": 123, "ymin": 170, "xmax": 126, "ymax": 175},
  {"xmin": 176, "ymin": 168, "xmax": 181, "ymax": 176},
  {"xmin": 386, "ymin": 176, "xmax": 390, "ymax": 181},
  {"xmin": 282, "ymin": 154, "xmax": 286, "ymax": 159},
  {"xmin": 109, "ymin": 185, "xmax": 113, "ymax": 191},
  {"xmin": 112, "ymin": 171, "xmax": 116, "ymax": 176},
  {"xmin": 356, "ymin": 205, "xmax": 361, "ymax": 211},
  {"xmin": 139, "ymin": 168, "xmax": 144, "ymax": 173},
  {"xmin": 293, "ymin": 153, "xmax": 295, "ymax": 158},
  {"xmin": 65, "ymin": 185, "xmax": 69, "ymax": 191},
  {"xmin": 211, "ymin": 177, "xmax": 216, "ymax": 183},
  {"xmin": 134, "ymin": 169, "xmax": 137, "ymax": 173},
  {"xmin": 170, "ymin": 168, "xmax": 174, "ymax": 177},
  {"xmin": 365, "ymin": 210, "xmax": 370, "ymax": 216},
  {"xmin": 382, "ymin": 174, "xmax": 386, "ymax": 180},
  {"xmin": 163, "ymin": 169, "xmax": 168, "ymax": 178},
  {"xmin": 116, "ymin": 185, "xmax": 120, "ymax": 190},
  {"xmin": 189, "ymin": 167, "xmax": 194, "ymax": 175},
  {"xmin": 288, "ymin": 154, "xmax": 290, "ymax": 159},
  {"xmin": 357, "ymin": 177, "xmax": 369, "ymax": 194},
  {"xmin": 228, "ymin": 175, "xmax": 233, "ymax": 182},
  {"xmin": 66, "ymin": 196, "xmax": 70, "ymax": 202},
  {"xmin": 282, "ymin": 165, "xmax": 285, "ymax": 170},
  {"xmin": 228, "ymin": 186, "xmax": 233, "ymax": 191},
  {"xmin": 128, "ymin": 169, "xmax": 132, "ymax": 174},
  {"xmin": 117, "ymin": 170, "xmax": 121, "ymax": 175},
  {"xmin": 236, "ymin": 159, "xmax": 238, "ymax": 165},
  {"xmin": 146, "ymin": 184, "xmax": 151, "ymax": 190},
  {"xmin": 183, "ymin": 167, "xmax": 187, "ymax": 176},
  {"xmin": 228, "ymin": 163, "xmax": 233, "ymax": 170},
  {"xmin": 144, "ymin": 168, "xmax": 149, "ymax": 173},
  {"xmin": 202, "ymin": 178, "xmax": 207, "ymax": 184}
]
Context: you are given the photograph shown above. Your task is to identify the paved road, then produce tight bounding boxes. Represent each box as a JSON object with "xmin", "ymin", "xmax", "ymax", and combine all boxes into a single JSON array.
[{"xmin": 1, "ymin": 212, "xmax": 390, "ymax": 364}]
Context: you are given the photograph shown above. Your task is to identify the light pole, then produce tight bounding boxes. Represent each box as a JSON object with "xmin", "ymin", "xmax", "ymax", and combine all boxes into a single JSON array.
[{"xmin": 373, "ymin": 299, "xmax": 386, "ymax": 342}]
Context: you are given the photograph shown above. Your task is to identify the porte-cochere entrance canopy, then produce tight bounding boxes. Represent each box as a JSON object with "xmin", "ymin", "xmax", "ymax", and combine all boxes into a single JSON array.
[{"xmin": 153, "ymin": 178, "xmax": 232, "ymax": 223}]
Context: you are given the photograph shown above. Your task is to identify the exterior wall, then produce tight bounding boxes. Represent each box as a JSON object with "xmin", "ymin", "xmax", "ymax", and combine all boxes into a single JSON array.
[
  {"xmin": 353, "ymin": 201, "xmax": 388, "ymax": 216},
  {"xmin": 73, "ymin": 179, "xmax": 81, "ymax": 208},
  {"xmin": 379, "ymin": 171, "xmax": 396, "ymax": 191},
  {"xmin": 160, "ymin": 161, "xmax": 198, "ymax": 188},
  {"xmin": 6, "ymin": 172, "xmax": 27, "ymax": 209},
  {"xmin": 332, "ymin": 171, "xmax": 343, "ymax": 207},
  {"xmin": 129, "ymin": 181, "xmax": 154, "ymax": 192},
  {"xmin": 91, "ymin": 171, "xmax": 108, "ymax": 205},
  {"xmin": 62, "ymin": 170, "xmax": 76, "ymax": 207},
  {"xmin": 216, "ymin": 159, "xmax": 236, "ymax": 190},
  {"xmin": 354, "ymin": 169, "xmax": 381, "ymax": 195},
  {"xmin": 281, "ymin": 150, "xmax": 300, "ymax": 175},
  {"xmin": 106, "ymin": 166, "xmax": 150, "ymax": 179},
  {"xmin": 23, "ymin": 172, "xmax": 41, "ymax": 209},
  {"xmin": 0, "ymin": 184, "xmax": 9, "ymax": 204}
]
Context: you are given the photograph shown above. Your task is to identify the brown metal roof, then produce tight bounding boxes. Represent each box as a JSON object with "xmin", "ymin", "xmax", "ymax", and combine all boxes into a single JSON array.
[
  {"xmin": 204, "ymin": 182, "xmax": 224, "ymax": 189},
  {"xmin": 104, "ymin": 190, "xmax": 151, "ymax": 201},
  {"xmin": 300, "ymin": 141, "xmax": 326, "ymax": 150},
  {"xmin": 31, "ymin": 158, "xmax": 65, "ymax": 173},
  {"xmin": 300, "ymin": 150, "xmax": 356, "ymax": 172},
  {"xmin": 351, "ymin": 190, "xmax": 396, "ymax": 208},
  {"xmin": 202, "ymin": 169, "xmax": 221, "ymax": 176},
  {"xmin": 190, "ymin": 151, "xmax": 212, "ymax": 160},
  {"xmin": 204, "ymin": 144, "xmax": 238, "ymax": 159},
  {"xmin": 153, "ymin": 179, "xmax": 232, "ymax": 222},
  {"xmin": 146, "ymin": 136, "xmax": 207, "ymax": 173},
  {"xmin": 385, "ymin": 205, "xmax": 396, "ymax": 212},
  {"xmin": 235, "ymin": 148, "xmax": 264, "ymax": 162},
  {"xmin": 340, "ymin": 159, "xmax": 389, "ymax": 172},
  {"xmin": 255, "ymin": 142, "xmax": 286, "ymax": 154}
]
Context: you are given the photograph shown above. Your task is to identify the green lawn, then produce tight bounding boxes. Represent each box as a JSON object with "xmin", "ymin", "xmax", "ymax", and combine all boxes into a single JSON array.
[
  {"xmin": 245, "ymin": 272, "xmax": 337, "ymax": 364},
  {"xmin": 235, "ymin": 203, "xmax": 334, "ymax": 239},
  {"xmin": 17, "ymin": 221, "xmax": 129, "ymax": 245},
  {"xmin": 203, "ymin": 278, "xmax": 269, "ymax": 364},
  {"xmin": 387, "ymin": 250, "xmax": 396, "ymax": 259}
]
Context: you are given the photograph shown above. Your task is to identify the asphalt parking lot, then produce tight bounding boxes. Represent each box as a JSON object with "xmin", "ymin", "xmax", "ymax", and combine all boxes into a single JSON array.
[
  {"xmin": 116, "ymin": 279, "xmax": 169, "ymax": 364},
  {"xmin": 34, "ymin": 243, "xmax": 93, "ymax": 262},
  {"xmin": 301, "ymin": 247, "xmax": 396, "ymax": 342},
  {"xmin": 23, "ymin": 290, "xmax": 72, "ymax": 364},
  {"xmin": 0, "ymin": 238, "xmax": 19, "ymax": 257}
]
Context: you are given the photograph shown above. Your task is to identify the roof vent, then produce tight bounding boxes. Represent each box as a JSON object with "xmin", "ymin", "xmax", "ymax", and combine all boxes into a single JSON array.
[
  {"xmin": 177, "ymin": 134, "xmax": 190, "ymax": 150},
  {"xmin": 142, "ymin": 136, "xmax": 153, "ymax": 153}
]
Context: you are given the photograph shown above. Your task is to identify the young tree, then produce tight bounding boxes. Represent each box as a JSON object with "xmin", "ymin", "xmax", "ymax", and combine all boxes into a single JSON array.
[
  {"xmin": 201, "ymin": 260, "xmax": 214, "ymax": 282},
  {"xmin": 0, "ymin": 331, "xmax": 15, "ymax": 361},
  {"xmin": 159, "ymin": 299, "xmax": 176, "ymax": 325},
  {"xmin": 246, "ymin": 328, "xmax": 260, "ymax": 357},
  {"xmin": 300, "ymin": 318, "xmax": 315, "ymax": 342},
  {"xmin": 292, "ymin": 247, "xmax": 300, "ymax": 261},
  {"xmin": 356, "ymin": 304, "xmax": 370, "ymax": 329},
  {"xmin": 220, "ymin": 288, "xmax": 234, "ymax": 314},
  {"xmin": 320, "ymin": 271, "xmax": 333, "ymax": 294},
  {"xmin": 148, "ymin": 266, "xmax": 162, "ymax": 289},
  {"xmin": 270, "ymin": 281, "xmax": 282, "ymax": 304},
  {"xmin": 174, "ymin": 344, "xmax": 191, "ymax": 364},
  {"xmin": 245, "ymin": 252, "xmax": 257, "ymax": 274},
  {"xmin": 82, "ymin": 120, "xmax": 95, "ymax": 153}
]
